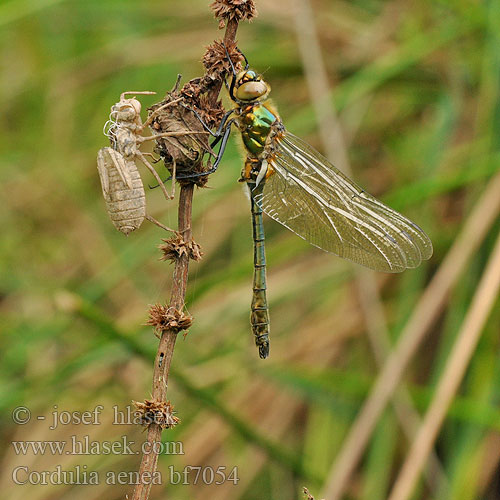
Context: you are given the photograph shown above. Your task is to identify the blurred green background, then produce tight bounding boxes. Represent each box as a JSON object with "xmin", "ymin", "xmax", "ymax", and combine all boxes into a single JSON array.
[{"xmin": 1, "ymin": 0, "xmax": 500, "ymax": 499}]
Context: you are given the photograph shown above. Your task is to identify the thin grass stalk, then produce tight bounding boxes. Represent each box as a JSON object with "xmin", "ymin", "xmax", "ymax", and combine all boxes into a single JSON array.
[
  {"xmin": 387, "ymin": 229, "xmax": 500, "ymax": 500},
  {"xmin": 292, "ymin": 0, "xmax": 446, "ymax": 493},
  {"xmin": 321, "ymin": 171, "xmax": 500, "ymax": 500}
]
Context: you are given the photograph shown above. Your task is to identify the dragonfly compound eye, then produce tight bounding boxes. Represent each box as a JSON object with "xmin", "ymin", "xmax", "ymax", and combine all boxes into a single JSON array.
[{"xmin": 235, "ymin": 80, "xmax": 270, "ymax": 101}]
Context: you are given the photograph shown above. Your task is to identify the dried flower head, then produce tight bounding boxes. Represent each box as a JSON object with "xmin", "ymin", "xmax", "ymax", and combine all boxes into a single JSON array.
[
  {"xmin": 133, "ymin": 399, "xmax": 180, "ymax": 429},
  {"xmin": 202, "ymin": 39, "xmax": 243, "ymax": 80},
  {"xmin": 159, "ymin": 233, "xmax": 203, "ymax": 262},
  {"xmin": 148, "ymin": 93, "xmax": 210, "ymax": 178},
  {"xmin": 147, "ymin": 304, "xmax": 193, "ymax": 337},
  {"xmin": 180, "ymin": 78, "xmax": 205, "ymax": 101},
  {"xmin": 211, "ymin": 0, "xmax": 257, "ymax": 28},
  {"xmin": 199, "ymin": 95, "xmax": 225, "ymax": 129}
]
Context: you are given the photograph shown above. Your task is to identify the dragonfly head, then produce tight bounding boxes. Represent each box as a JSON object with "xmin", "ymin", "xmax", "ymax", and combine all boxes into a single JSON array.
[
  {"xmin": 233, "ymin": 70, "xmax": 270, "ymax": 102},
  {"xmin": 111, "ymin": 98, "xmax": 141, "ymax": 123}
]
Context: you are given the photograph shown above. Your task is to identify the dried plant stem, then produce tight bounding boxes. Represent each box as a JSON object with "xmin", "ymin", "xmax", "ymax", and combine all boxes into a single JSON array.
[
  {"xmin": 129, "ymin": 11, "xmax": 243, "ymax": 500},
  {"xmin": 387, "ymin": 229, "xmax": 500, "ymax": 500},
  {"xmin": 131, "ymin": 185, "xmax": 193, "ymax": 500},
  {"xmin": 208, "ymin": 17, "xmax": 239, "ymax": 103}
]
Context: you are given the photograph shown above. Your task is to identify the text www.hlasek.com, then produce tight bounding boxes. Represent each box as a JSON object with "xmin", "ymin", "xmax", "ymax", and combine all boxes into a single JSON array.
[{"xmin": 11, "ymin": 435, "xmax": 184, "ymax": 456}]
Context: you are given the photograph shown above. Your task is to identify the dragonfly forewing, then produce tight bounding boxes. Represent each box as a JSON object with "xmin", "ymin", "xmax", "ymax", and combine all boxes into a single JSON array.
[{"xmin": 253, "ymin": 130, "xmax": 433, "ymax": 273}]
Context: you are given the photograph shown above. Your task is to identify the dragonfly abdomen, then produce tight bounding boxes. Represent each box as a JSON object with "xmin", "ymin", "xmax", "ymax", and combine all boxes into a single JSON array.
[{"xmin": 249, "ymin": 183, "xmax": 270, "ymax": 359}]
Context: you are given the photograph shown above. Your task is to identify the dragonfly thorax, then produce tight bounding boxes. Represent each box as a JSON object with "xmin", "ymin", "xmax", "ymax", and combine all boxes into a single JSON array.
[{"xmin": 237, "ymin": 102, "xmax": 279, "ymax": 156}]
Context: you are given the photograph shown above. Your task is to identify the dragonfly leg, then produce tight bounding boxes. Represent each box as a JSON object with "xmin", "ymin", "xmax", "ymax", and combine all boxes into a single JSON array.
[
  {"xmin": 142, "ymin": 152, "xmax": 161, "ymax": 163},
  {"xmin": 170, "ymin": 157, "xmax": 176, "ymax": 199},
  {"xmin": 120, "ymin": 90, "xmax": 156, "ymax": 101},
  {"xmin": 214, "ymin": 109, "xmax": 236, "ymax": 137},
  {"xmin": 228, "ymin": 65, "xmax": 237, "ymax": 102},
  {"xmin": 138, "ymin": 131, "xmax": 208, "ymax": 143},
  {"xmin": 179, "ymin": 103, "xmax": 234, "ymax": 140},
  {"xmin": 148, "ymin": 115, "xmax": 235, "ymax": 188},
  {"xmin": 232, "ymin": 45, "xmax": 249, "ymax": 71},
  {"xmin": 141, "ymin": 97, "xmax": 184, "ymax": 128},
  {"xmin": 145, "ymin": 214, "xmax": 175, "ymax": 233},
  {"xmin": 222, "ymin": 41, "xmax": 248, "ymax": 101},
  {"xmin": 175, "ymin": 119, "xmax": 235, "ymax": 180},
  {"xmin": 137, "ymin": 151, "xmax": 173, "ymax": 201}
]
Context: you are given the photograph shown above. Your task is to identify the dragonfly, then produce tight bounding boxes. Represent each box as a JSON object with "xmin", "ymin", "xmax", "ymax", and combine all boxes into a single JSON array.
[{"xmin": 175, "ymin": 52, "xmax": 433, "ymax": 359}]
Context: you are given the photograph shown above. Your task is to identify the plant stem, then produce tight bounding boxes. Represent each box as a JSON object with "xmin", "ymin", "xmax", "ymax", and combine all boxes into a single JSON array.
[
  {"xmin": 130, "ymin": 15, "xmax": 241, "ymax": 500},
  {"xmin": 130, "ymin": 186, "xmax": 192, "ymax": 500}
]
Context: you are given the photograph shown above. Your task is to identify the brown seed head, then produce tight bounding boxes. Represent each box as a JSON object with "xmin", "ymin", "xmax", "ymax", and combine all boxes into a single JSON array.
[
  {"xmin": 159, "ymin": 233, "xmax": 203, "ymax": 262},
  {"xmin": 146, "ymin": 304, "xmax": 193, "ymax": 336},
  {"xmin": 180, "ymin": 78, "xmax": 205, "ymax": 101},
  {"xmin": 133, "ymin": 399, "xmax": 180, "ymax": 429},
  {"xmin": 211, "ymin": 0, "xmax": 257, "ymax": 28},
  {"xmin": 198, "ymin": 95, "xmax": 225, "ymax": 129},
  {"xmin": 202, "ymin": 39, "xmax": 243, "ymax": 80}
]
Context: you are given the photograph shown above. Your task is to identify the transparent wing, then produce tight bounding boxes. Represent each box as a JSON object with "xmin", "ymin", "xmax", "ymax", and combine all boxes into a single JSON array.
[{"xmin": 253, "ymin": 131, "xmax": 433, "ymax": 273}]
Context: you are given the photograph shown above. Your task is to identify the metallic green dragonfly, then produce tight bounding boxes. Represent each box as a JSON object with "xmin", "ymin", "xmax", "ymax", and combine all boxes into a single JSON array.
[{"xmin": 176, "ymin": 56, "xmax": 433, "ymax": 359}]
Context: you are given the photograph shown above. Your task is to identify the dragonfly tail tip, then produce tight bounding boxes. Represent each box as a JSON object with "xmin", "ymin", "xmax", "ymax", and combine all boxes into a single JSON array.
[{"xmin": 258, "ymin": 344, "xmax": 270, "ymax": 359}]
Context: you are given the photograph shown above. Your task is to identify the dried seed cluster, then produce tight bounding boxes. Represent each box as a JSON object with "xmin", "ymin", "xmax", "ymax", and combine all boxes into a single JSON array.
[
  {"xmin": 148, "ymin": 76, "xmax": 226, "ymax": 183},
  {"xmin": 202, "ymin": 39, "xmax": 243, "ymax": 80},
  {"xmin": 147, "ymin": 304, "xmax": 193, "ymax": 337},
  {"xmin": 159, "ymin": 233, "xmax": 203, "ymax": 262},
  {"xmin": 211, "ymin": 0, "xmax": 257, "ymax": 28},
  {"xmin": 133, "ymin": 399, "xmax": 180, "ymax": 429},
  {"xmin": 148, "ymin": 93, "xmax": 212, "ymax": 184},
  {"xmin": 199, "ymin": 94, "xmax": 226, "ymax": 129}
]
